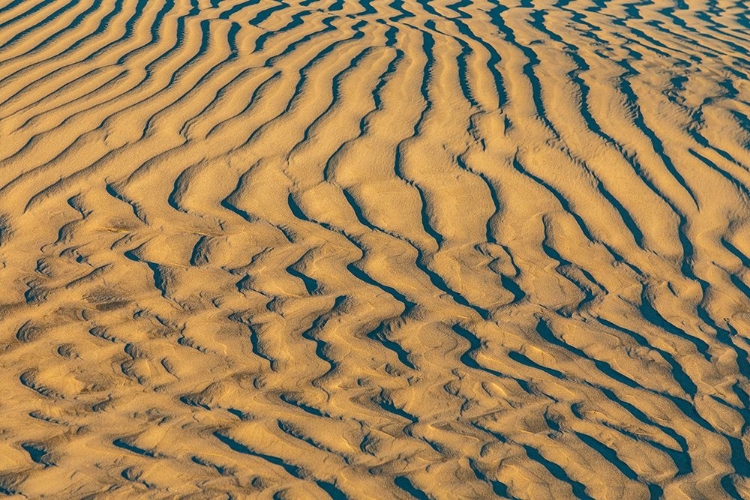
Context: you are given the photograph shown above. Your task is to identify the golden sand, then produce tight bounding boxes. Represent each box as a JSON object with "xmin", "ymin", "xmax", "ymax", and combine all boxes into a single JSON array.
[{"xmin": 0, "ymin": 0, "xmax": 749, "ymax": 498}]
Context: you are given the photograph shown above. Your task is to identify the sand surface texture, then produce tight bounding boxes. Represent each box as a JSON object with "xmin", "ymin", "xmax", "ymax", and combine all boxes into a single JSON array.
[{"xmin": 1, "ymin": 0, "xmax": 749, "ymax": 498}]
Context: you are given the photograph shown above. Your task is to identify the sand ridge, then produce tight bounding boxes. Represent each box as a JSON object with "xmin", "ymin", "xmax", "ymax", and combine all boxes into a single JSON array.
[{"xmin": 0, "ymin": 0, "xmax": 749, "ymax": 498}]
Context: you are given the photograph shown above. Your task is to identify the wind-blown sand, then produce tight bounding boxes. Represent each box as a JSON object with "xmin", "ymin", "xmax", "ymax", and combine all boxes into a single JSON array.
[{"xmin": 0, "ymin": 0, "xmax": 749, "ymax": 498}]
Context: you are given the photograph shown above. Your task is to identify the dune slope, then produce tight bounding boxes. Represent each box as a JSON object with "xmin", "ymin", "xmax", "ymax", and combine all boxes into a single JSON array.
[{"xmin": 0, "ymin": 0, "xmax": 749, "ymax": 498}]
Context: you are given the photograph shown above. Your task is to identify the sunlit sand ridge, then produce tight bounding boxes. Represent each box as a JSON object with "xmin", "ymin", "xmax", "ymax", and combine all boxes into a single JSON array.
[{"xmin": 0, "ymin": 0, "xmax": 749, "ymax": 497}]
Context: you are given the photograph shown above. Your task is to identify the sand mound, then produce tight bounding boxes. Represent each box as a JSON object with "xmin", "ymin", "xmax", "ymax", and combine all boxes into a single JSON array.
[{"xmin": 0, "ymin": 0, "xmax": 749, "ymax": 497}]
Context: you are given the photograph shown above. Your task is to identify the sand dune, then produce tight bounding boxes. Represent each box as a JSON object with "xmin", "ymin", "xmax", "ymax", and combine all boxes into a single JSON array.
[{"xmin": 0, "ymin": 0, "xmax": 749, "ymax": 497}]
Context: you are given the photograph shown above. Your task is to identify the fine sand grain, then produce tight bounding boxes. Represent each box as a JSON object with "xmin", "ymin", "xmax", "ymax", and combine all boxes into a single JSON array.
[{"xmin": 0, "ymin": 0, "xmax": 749, "ymax": 498}]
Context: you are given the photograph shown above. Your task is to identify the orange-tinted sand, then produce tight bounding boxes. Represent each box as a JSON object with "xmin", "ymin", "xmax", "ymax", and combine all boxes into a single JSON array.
[{"xmin": 0, "ymin": 0, "xmax": 749, "ymax": 498}]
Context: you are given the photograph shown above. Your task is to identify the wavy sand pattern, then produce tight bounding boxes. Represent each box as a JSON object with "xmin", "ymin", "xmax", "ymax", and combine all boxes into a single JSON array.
[{"xmin": 0, "ymin": 0, "xmax": 749, "ymax": 498}]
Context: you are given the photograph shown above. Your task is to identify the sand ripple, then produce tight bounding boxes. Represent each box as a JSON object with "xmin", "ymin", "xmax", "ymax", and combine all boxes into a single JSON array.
[{"xmin": 0, "ymin": 0, "xmax": 749, "ymax": 497}]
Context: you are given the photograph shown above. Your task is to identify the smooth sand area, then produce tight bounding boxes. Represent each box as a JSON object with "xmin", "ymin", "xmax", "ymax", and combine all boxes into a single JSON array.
[{"xmin": 0, "ymin": 0, "xmax": 749, "ymax": 498}]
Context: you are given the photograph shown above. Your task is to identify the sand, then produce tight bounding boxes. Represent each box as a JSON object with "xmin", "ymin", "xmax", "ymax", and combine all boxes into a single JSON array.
[{"xmin": 0, "ymin": 0, "xmax": 748, "ymax": 498}]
